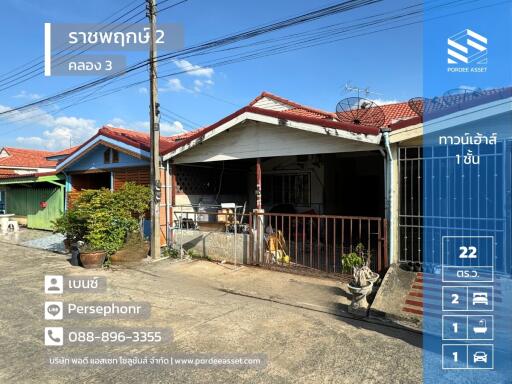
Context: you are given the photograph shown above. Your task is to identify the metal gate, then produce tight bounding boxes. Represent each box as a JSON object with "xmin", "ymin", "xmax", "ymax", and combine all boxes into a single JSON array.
[
  {"xmin": 398, "ymin": 143, "xmax": 510, "ymax": 273},
  {"xmin": 398, "ymin": 147, "xmax": 423, "ymax": 264}
]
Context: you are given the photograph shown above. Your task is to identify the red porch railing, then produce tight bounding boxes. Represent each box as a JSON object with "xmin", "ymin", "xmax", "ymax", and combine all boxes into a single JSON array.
[{"xmin": 255, "ymin": 212, "xmax": 388, "ymax": 274}]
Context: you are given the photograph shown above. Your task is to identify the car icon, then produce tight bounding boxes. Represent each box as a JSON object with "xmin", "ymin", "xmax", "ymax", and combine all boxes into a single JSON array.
[
  {"xmin": 472, "ymin": 292, "xmax": 488, "ymax": 306},
  {"xmin": 473, "ymin": 351, "xmax": 487, "ymax": 363}
]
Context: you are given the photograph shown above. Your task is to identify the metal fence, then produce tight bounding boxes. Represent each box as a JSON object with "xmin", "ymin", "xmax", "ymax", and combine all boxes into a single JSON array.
[
  {"xmin": 169, "ymin": 207, "xmax": 388, "ymax": 275},
  {"xmin": 255, "ymin": 212, "xmax": 388, "ymax": 274}
]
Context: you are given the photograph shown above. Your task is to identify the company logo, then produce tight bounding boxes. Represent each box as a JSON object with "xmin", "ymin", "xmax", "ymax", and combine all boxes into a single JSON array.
[
  {"xmin": 447, "ymin": 29, "xmax": 487, "ymax": 65},
  {"xmin": 447, "ymin": 29, "xmax": 488, "ymax": 73}
]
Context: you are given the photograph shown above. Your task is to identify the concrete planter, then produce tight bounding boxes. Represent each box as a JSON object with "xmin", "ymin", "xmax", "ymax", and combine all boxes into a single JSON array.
[
  {"xmin": 347, "ymin": 282, "xmax": 373, "ymax": 316},
  {"xmin": 367, "ymin": 271, "xmax": 380, "ymax": 284},
  {"xmin": 110, "ymin": 242, "xmax": 149, "ymax": 265},
  {"xmin": 80, "ymin": 251, "xmax": 106, "ymax": 269}
]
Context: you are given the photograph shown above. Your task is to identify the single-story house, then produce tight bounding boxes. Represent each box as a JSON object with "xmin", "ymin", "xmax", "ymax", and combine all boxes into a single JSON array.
[{"xmin": 3, "ymin": 88, "xmax": 509, "ymax": 275}]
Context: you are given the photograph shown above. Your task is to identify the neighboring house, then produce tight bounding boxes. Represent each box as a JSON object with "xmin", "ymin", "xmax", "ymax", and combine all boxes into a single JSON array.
[
  {"xmin": 0, "ymin": 147, "xmax": 58, "ymax": 175},
  {"xmin": 0, "ymin": 148, "xmax": 68, "ymax": 229},
  {"xmin": 54, "ymin": 126, "xmax": 198, "ymax": 243}
]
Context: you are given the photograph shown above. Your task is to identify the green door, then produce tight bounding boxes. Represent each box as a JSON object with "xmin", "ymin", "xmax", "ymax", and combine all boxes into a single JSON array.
[
  {"xmin": 7, "ymin": 186, "xmax": 64, "ymax": 230},
  {"xmin": 27, "ymin": 187, "xmax": 64, "ymax": 230}
]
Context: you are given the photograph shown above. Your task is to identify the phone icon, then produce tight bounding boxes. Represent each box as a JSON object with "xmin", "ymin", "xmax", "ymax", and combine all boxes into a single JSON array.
[{"xmin": 44, "ymin": 327, "xmax": 63, "ymax": 346}]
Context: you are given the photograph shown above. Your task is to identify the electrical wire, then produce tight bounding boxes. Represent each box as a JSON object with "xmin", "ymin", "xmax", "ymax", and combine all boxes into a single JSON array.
[{"xmin": 0, "ymin": 0, "xmax": 502, "ymax": 130}]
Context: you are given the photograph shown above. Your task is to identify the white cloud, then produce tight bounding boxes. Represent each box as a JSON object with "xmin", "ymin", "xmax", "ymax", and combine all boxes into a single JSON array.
[
  {"xmin": 13, "ymin": 90, "xmax": 42, "ymax": 100},
  {"xmin": 0, "ymin": 103, "xmax": 97, "ymax": 150},
  {"xmin": 161, "ymin": 78, "xmax": 186, "ymax": 92},
  {"xmin": 192, "ymin": 79, "xmax": 215, "ymax": 93},
  {"xmin": 106, "ymin": 117, "xmax": 126, "ymax": 127},
  {"xmin": 193, "ymin": 79, "xmax": 203, "ymax": 92},
  {"xmin": 161, "ymin": 120, "xmax": 184, "ymax": 134},
  {"xmin": 173, "ymin": 59, "xmax": 214, "ymax": 78},
  {"xmin": 370, "ymin": 98, "xmax": 400, "ymax": 106},
  {"xmin": 16, "ymin": 115, "xmax": 97, "ymax": 150},
  {"xmin": 108, "ymin": 119, "xmax": 186, "ymax": 136},
  {"xmin": 138, "ymin": 87, "xmax": 148, "ymax": 95}
]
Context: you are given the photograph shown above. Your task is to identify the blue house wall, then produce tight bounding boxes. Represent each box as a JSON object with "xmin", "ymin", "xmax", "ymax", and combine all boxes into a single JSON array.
[{"xmin": 66, "ymin": 144, "xmax": 149, "ymax": 172}]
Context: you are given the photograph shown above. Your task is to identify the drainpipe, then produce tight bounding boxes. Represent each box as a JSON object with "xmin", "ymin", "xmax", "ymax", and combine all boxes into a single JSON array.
[
  {"xmin": 381, "ymin": 127, "xmax": 394, "ymax": 264},
  {"xmin": 63, "ymin": 171, "xmax": 69, "ymax": 212},
  {"xmin": 165, "ymin": 161, "xmax": 171, "ymax": 246}
]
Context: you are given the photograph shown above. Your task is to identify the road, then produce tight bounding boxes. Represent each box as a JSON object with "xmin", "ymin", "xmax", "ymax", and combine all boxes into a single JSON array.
[{"xmin": 0, "ymin": 241, "xmax": 422, "ymax": 383}]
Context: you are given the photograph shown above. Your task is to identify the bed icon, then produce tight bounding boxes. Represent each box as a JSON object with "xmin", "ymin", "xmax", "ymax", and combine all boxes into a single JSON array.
[{"xmin": 472, "ymin": 292, "xmax": 488, "ymax": 306}]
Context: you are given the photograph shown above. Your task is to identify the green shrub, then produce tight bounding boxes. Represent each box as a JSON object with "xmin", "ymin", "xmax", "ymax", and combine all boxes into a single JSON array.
[
  {"xmin": 52, "ymin": 183, "xmax": 151, "ymax": 256},
  {"xmin": 341, "ymin": 243, "xmax": 368, "ymax": 273},
  {"xmin": 341, "ymin": 252, "xmax": 364, "ymax": 273}
]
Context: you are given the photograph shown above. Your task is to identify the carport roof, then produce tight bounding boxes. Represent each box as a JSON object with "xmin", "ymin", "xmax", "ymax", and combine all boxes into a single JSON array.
[{"xmin": 0, "ymin": 172, "xmax": 64, "ymax": 185}]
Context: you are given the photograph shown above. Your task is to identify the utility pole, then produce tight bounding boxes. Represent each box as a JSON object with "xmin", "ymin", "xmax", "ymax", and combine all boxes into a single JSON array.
[{"xmin": 147, "ymin": 0, "xmax": 161, "ymax": 259}]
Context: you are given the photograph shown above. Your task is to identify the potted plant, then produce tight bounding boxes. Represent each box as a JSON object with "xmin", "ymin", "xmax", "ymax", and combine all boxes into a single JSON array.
[
  {"xmin": 342, "ymin": 243, "xmax": 379, "ymax": 281},
  {"xmin": 78, "ymin": 243, "xmax": 107, "ymax": 268},
  {"xmin": 342, "ymin": 243, "xmax": 379, "ymax": 315},
  {"xmin": 53, "ymin": 184, "xmax": 150, "ymax": 269},
  {"xmin": 347, "ymin": 266, "xmax": 374, "ymax": 315},
  {"xmin": 107, "ymin": 183, "xmax": 151, "ymax": 265}
]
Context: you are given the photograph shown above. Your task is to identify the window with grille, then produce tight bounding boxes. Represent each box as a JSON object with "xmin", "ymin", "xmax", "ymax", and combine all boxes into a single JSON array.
[{"xmin": 263, "ymin": 173, "xmax": 310, "ymax": 206}]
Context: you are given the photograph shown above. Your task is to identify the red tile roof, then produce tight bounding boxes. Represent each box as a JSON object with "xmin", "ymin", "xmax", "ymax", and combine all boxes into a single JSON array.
[
  {"xmin": 48, "ymin": 146, "xmax": 81, "ymax": 157},
  {"xmin": 249, "ymin": 92, "xmax": 337, "ymax": 120},
  {"xmin": 97, "ymin": 126, "xmax": 197, "ymax": 154},
  {"xmin": 250, "ymin": 91, "xmax": 420, "ymax": 127},
  {"xmin": 0, "ymin": 147, "xmax": 57, "ymax": 168},
  {"xmin": 378, "ymin": 103, "xmax": 418, "ymax": 127}
]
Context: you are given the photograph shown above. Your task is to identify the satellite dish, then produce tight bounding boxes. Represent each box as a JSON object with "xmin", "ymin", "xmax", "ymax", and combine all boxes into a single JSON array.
[
  {"xmin": 442, "ymin": 88, "xmax": 482, "ymax": 106},
  {"xmin": 335, "ymin": 97, "xmax": 386, "ymax": 127},
  {"xmin": 407, "ymin": 97, "xmax": 427, "ymax": 117}
]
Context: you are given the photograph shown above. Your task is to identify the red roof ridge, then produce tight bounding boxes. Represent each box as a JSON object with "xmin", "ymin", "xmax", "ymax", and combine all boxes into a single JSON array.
[
  {"xmin": 249, "ymin": 91, "xmax": 336, "ymax": 120},
  {"xmin": 48, "ymin": 145, "xmax": 81, "ymax": 157},
  {"xmin": 2, "ymin": 146, "xmax": 55, "ymax": 156}
]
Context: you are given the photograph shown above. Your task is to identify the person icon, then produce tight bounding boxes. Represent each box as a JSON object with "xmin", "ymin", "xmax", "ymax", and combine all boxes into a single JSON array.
[
  {"xmin": 44, "ymin": 275, "xmax": 63, "ymax": 294},
  {"xmin": 48, "ymin": 278, "xmax": 60, "ymax": 291}
]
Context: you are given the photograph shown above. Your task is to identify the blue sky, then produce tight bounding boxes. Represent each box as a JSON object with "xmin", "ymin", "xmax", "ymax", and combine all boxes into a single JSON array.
[{"xmin": 0, "ymin": 0, "xmax": 504, "ymax": 150}]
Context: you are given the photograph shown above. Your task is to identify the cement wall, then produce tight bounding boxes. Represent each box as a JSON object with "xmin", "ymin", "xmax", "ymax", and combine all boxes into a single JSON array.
[{"xmin": 174, "ymin": 229, "xmax": 250, "ymax": 264}]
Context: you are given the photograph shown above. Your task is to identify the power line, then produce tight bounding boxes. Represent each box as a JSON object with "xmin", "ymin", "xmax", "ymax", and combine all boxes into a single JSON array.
[
  {"xmin": 0, "ymin": 0, "xmax": 144, "ymax": 82},
  {"xmin": 0, "ymin": 0, "xmax": 146, "ymax": 91},
  {"xmin": 157, "ymin": 0, "xmax": 188, "ymax": 14},
  {"xmin": 0, "ymin": 0, "xmax": 381, "ymax": 117},
  {"xmin": 160, "ymin": 105, "xmax": 202, "ymax": 128},
  {"xmin": 0, "ymin": 0, "xmax": 497, "ymax": 128}
]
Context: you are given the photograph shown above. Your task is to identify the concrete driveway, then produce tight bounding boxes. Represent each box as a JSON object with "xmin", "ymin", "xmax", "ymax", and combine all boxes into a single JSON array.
[{"xmin": 0, "ymin": 242, "xmax": 422, "ymax": 384}]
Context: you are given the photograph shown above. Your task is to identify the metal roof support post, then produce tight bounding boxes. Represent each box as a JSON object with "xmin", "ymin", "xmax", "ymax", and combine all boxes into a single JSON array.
[{"xmin": 381, "ymin": 127, "xmax": 395, "ymax": 265}]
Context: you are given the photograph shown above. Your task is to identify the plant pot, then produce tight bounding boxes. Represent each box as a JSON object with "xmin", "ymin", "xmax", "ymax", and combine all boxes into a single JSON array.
[
  {"xmin": 79, "ymin": 250, "xmax": 106, "ymax": 269},
  {"xmin": 110, "ymin": 235, "xmax": 149, "ymax": 265},
  {"xmin": 63, "ymin": 238, "xmax": 72, "ymax": 252},
  {"xmin": 347, "ymin": 282, "xmax": 373, "ymax": 316},
  {"xmin": 367, "ymin": 271, "xmax": 380, "ymax": 284}
]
